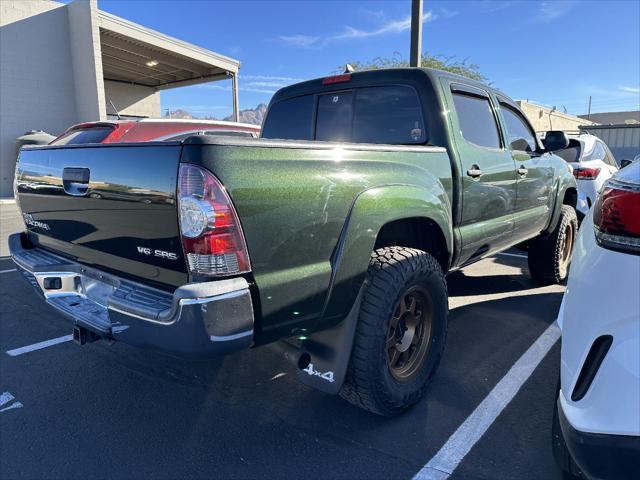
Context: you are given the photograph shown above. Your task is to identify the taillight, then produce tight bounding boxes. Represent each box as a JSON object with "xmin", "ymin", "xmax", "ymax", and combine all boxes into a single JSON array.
[
  {"xmin": 593, "ymin": 180, "xmax": 640, "ymax": 254},
  {"xmin": 573, "ymin": 167, "xmax": 601, "ymax": 180},
  {"xmin": 177, "ymin": 164, "xmax": 250, "ymax": 275}
]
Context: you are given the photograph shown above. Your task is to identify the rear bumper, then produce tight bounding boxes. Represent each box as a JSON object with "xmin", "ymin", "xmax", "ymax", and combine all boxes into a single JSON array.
[
  {"xmin": 558, "ymin": 399, "xmax": 640, "ymax": 480},
  {"xmin": 9, "ymin": 232, "xmax": 254, "ymax": 358}
]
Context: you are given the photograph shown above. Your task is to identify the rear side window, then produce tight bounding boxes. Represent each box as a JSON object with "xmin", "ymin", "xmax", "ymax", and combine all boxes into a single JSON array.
[
  {"xmin": 262, "ymin": 85, "xmax": 425, "ymax": 145},
  {"xmin": 352, "ymin": 86, "xmax": 425, "ymax": 144},
  {"xmin": 500, "ymin": 106, "xmax": 537, "ymax": 152},
  {"xmin": 261, "ymin": 95, "xmax": 314, "ymax": 140},
  {"xmin": 51, "ymin": 127, "xmax": 114, "ymax": 145},
  {"xmin": 452, "ymin": 93, "xmax": 501, "ymax": 149}
]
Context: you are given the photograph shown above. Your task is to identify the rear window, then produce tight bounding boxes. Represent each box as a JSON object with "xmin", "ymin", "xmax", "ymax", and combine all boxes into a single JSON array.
[
  {"xmin": 262, "ymin": 85, "xmax": 426, "ymax": 145},
  {"xmin": 554, "ymin": 139, "xmax": 582, "ymax": 163},
  {"xmin": 316, "ymin": 92, "xmax": 354, "ymax": 142},
  {"xmin": 51, "ymin": 127, "xmax": 114, "ymax": 145}
]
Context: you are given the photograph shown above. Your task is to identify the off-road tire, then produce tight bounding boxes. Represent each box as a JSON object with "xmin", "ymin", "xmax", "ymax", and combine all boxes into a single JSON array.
[
  {"xmin": 339, "ymin": 247, "xmax": 448, "ymax": 416},
  {"xmin": 528, "ymin": 205, "xmax": 578, "ymax": 285}
]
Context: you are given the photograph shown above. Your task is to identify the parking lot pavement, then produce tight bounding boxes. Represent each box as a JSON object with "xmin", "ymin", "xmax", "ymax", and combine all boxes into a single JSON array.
[
  {"xmin": 0, "ymin": 252, "xmax": 566, "ymax": 480},
  {"xmin": 0, "ymin": 201, "xmax": 24, "ymax": 258}
]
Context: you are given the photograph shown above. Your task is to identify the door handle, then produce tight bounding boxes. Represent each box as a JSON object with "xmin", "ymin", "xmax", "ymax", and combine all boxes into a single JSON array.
[
  {"xmin": 62, "ymin": 167, "xmax": 90, "ymax": 196},
  {"xmin": 517, "ymin": 166, "xmax": 528, "ymax": 177},
  {"xmin": 467, "ymin": 165, "xmax": 483, "ymax": 178}
]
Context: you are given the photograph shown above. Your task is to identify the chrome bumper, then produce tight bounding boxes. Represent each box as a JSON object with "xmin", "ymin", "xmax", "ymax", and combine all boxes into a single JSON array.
[{"xmin": 9, "ymin": 233, "xmax": 254, "ymax": 358}]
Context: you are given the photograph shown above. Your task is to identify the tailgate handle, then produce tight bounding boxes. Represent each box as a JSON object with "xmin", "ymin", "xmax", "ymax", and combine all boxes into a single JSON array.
[{"xmin": 63, "ymin": 167, "xmax": 90, "ymax": 196}]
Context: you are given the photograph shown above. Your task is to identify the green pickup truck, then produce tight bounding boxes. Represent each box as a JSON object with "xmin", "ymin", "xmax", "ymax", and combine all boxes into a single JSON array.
[{"xmin": 11, "ymin": 68, "xmax": 577, "ymax": 415}]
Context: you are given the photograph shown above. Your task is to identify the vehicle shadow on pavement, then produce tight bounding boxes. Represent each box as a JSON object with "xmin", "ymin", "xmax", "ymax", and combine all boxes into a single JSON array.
[
  {"xmin": 447, "ymin": 270, "xmax": 535, "ymax": 296},
  {"xmin": 1, "ymin": 261, "xmax": 565, "ymax": 480},
  {"xmin": 65, "ymin": 289, "xmax": 563, "ymax": 479}
]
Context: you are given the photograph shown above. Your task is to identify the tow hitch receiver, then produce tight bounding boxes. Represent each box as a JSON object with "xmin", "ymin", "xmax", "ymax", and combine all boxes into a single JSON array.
[{"xmin": 73, "ymin": 325, "xmax": 100, "ymax": 346}]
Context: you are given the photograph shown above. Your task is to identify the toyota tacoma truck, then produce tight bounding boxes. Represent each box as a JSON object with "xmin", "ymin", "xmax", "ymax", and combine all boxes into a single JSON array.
[{"xmin": 10, "ymin": 68, "xmax": 577, "ymax": 416}]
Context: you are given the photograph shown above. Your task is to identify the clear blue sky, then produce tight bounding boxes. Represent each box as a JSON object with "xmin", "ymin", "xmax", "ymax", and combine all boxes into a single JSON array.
[{"xmin": 99, "ymin": 0, "xmax": 640, "ymax": 119}]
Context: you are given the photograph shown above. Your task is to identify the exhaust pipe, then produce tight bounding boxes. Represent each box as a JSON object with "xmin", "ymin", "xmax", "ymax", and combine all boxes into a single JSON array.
[
  {"xmin": 73, "ymin": 325, "xmax": 99, "ymax": 345},
  {"xmin": 280, "ymin": 341, "xmax": 311, "ymax": 370}
]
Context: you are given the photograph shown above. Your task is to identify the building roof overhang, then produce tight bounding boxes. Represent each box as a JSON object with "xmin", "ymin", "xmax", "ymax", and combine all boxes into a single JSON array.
[{"xmin": 98, "ymin": 10, "xmax": 239, "ymax": 89}]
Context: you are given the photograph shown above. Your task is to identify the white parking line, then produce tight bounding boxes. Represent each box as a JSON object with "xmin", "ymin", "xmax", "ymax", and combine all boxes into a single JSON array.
[
  {"xmin": 0, "ymin": 392, "xmax": 23, "ymax": 413},
  {"xmin": 413, "ymin": 322, "xmax": 561, "ymax": 480},
  {"xmin": 6, "ymin": 334, "xmax": 73, "ymax": 357},
  {"xmin": 496, "ymin": 252, "xmax": 527, "ymax": 259},
  {"xmin": 0, "ymin": 268, "xmax": 17, "ymax": 274}
]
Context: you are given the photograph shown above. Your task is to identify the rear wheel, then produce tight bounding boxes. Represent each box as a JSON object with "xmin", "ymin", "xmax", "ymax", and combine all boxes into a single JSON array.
[
  {"xmin": 528, "ymin": 205, "xmax": 577, "ymax": 284},
  {"xmin": 339, "ymin": 247, "xmax": 448, "ymax": 416}
]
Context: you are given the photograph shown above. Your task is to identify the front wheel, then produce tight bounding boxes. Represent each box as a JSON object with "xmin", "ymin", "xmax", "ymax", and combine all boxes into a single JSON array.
[
  {"xmin": 339, "ymin": 247, "xmax": 448, "ymax": 416},
  {"xmin": 528, "ymin": 205, "xmax": 578, "ymax": 285}
]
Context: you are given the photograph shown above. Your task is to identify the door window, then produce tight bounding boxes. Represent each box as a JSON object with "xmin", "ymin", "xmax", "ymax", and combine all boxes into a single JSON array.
[
  {"xmin": 501, "ymin": 106, "xmax": 537, "ymax": 153},
  {"xmin": 452, "ymin": 93, "xmax": 501, "ymax": 149}
]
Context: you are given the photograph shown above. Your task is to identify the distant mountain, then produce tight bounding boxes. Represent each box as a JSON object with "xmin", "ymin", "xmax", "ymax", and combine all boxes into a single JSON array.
[
  {"xmin": 162, "ymin": 108, "xmax": 195, "ymax": 119},
  {"xmin": 224, "ymin": 104, "xmax": 267, "ymax": 125},
  {"xmin": 163, "ymin": 104, "xmax": 267, "ymax": 126}
]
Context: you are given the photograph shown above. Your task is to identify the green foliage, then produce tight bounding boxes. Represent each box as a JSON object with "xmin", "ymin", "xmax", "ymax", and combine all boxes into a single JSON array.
[{"xmin": 341, "ymin": 51, "xmax": 486, "ymax": 81}]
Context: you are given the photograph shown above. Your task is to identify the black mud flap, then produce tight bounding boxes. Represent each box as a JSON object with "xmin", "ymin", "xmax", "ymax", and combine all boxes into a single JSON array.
[{"xmin": 296, "ymin": 288, "xmax": 363, "ymax": 394}]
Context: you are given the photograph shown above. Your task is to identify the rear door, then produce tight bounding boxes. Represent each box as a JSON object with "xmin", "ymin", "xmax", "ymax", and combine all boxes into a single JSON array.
[
  {"xmin": 498, "ymin": 101, "xmax": 554, "ymax": 240},
  {"xmin": 444, "ymin": 82, "xmax": 517, "ymax": 264},
  {"xmin": 15, "ymin": 143, "xmax": 187, "ymax": 289}
]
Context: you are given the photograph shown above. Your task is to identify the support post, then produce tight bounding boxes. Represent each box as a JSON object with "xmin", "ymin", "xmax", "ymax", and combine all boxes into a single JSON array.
[
  {"xmin": 410, "ymin": 0, "xmax": 423, "ymax": 67},
  {"xmin": 231, "ymin": 73, "xmax": 240, "ymax": 122},
  {"xmin": 587, "ymin": 96, "xmax": 592, "ymax": 120}
]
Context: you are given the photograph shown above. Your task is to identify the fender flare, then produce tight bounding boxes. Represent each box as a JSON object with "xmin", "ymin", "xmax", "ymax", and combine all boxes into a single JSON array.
[
  {"xmin": 545, "ymin": 168, "xmax": 577, "ymax": 235},
  {"xmin": 297, "ymin": 183, "xmax": 453, "ymax": 394}
]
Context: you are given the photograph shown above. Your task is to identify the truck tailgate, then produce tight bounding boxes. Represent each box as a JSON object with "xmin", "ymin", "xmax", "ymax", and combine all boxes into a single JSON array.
[{"xmin": 15, "ymin": 143, "xmax": 188, "ymax": 290}]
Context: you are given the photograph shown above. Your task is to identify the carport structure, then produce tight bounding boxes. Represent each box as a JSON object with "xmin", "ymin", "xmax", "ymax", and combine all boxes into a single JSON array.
[
  {"xmin": 0, "ymin": 0, "xmax": 241, "ymax": 197},
  {"xmin": 98, "ymin": 10, "xmax": 240, "ymax": 120}
]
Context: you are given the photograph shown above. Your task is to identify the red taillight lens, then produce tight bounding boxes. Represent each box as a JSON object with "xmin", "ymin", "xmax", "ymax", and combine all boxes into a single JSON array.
[
  {"xmin": 593, "ymin": 180, "xmax": 640, "ymax": 254},
  {"xmin": 573, "ymin": 167, "xmax": 601, "ymax": 180},
  {"xmin": 178, "ymin": 164, "xmax": 250, "ymax": 275}
]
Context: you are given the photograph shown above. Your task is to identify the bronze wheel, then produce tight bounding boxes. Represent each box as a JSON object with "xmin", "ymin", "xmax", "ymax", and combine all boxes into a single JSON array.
[
  {"xmin": 387, "ymin": 286, "xmax": 433, "ymax": 382},
  {"xmin": 340, "ymin": 247, "xmax": 448, "ymax": 416},
  {"xmin": 559, "ymin": 222, "xmax": 574, "ymax": 277}
]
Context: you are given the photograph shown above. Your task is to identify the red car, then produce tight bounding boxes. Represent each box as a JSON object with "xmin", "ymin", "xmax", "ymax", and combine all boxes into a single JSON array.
[{"xmin": 50, "ymin": 119, "xmax": 260, "ymax": 145}]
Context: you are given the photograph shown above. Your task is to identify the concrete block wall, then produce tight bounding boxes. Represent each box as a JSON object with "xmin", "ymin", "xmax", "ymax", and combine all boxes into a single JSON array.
[
  {"xmin": 104, "ymin": 80, "xmax": 160, "ymax": 118},
  {"xmin": 517, "ymin": 101, "xmax": 597, "ymax": 133},
  {"xmin": 0, "ymin": 1, "xmax": 77, "ymax": 197},
  {"xmin": 67, "ymin": 0, "xmax": 106, "ymax": 123}
]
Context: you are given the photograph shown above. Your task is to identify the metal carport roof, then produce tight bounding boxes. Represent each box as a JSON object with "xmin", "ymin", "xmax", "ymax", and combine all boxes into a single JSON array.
[{"xmin": 97, "ymin": 10, "xmax": 240, "ymax": 118}]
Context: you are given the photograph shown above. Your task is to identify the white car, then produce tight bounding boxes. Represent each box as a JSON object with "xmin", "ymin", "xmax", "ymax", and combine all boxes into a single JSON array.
[
  {"xmin": 555, "ymin": 134, "xmax": 619, "ymax": 218},
  {"xmin": 553, "ymin": 160, "xmax": 640, "ymax": 479}
]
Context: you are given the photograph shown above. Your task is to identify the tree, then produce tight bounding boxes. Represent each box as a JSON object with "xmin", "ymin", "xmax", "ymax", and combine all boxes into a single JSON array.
[{"xmin": 340, "ymin": 51, "xmax": 486, "ymax": 82}]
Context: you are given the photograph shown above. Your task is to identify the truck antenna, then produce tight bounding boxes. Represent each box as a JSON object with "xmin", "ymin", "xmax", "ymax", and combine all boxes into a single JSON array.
[{"xmin": 108, "ymin": 99, "xmax": 121, "ymax": 120}]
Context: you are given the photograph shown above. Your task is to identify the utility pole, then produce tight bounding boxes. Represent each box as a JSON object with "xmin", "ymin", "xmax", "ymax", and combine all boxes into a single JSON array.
[
  {"xmin": 410, "ymin": 0, "xmax": 423, "ymax": 67},
  {"xmin": 587, "ymin": 96, "xmax": 592, "ymax": 120}
]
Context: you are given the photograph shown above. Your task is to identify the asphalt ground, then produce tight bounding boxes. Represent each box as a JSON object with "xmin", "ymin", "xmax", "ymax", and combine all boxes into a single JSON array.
[{"xmin": 0, "ymin": 240, "xmax": 567, "ymax": 480}]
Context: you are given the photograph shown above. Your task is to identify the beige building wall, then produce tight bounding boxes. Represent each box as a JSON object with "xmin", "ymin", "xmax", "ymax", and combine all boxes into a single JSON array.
[
  {"xmin": 104, "ymin": 81, "xmax": 161, "ymax": 118},
  {"xmin": 67, "ymin": 0, "xmax": 106, "ymax": 123},
  {"xmin": 0, "ymin": 0, "xmax": 77, "ymax": 196},
  {"xmin": 517, "ymin": 101, "xmax": 597, "ymax": 133}
]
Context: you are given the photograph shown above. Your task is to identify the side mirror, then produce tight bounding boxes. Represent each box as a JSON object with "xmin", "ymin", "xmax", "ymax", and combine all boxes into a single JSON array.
[
  {"xmin": 543, "ymin": 131, "xmax": 569, "ymax": 151},
  {"xmin": 620, "ymin": 159, "xmax": 633, "ymax": 169}
]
